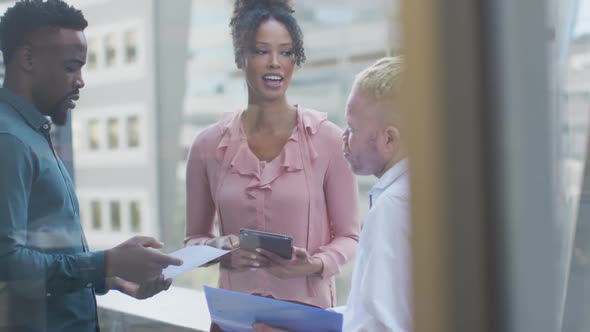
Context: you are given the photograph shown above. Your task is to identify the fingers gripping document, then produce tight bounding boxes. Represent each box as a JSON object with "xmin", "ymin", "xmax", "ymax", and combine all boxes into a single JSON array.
[
  {"xmin": 204, "ymin": 286, "xmax": 343, "ymax": 332},
  {"xmin": 162, "ymin": 245, "xmax": 232, "ymax": 279}
]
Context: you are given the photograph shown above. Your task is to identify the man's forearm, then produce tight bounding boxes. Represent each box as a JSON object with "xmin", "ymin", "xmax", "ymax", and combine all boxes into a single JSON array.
[{"xmin": 0, "ymin": 247, "xmax": 105, "ymax": 297}]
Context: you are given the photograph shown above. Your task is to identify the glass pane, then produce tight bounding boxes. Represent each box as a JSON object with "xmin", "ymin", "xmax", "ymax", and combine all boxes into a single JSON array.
[
  {"xmin": 124, "ymin": 29, "xmax": 137, "ymax": 63},
  {"xmin": 107, "ymin": 119, "xmax": 119, "ymax": 149},
  {"xmin": 87, "ymin": 119, "xmax": 100, "ymax": 150},
  {"xmin": 126, "ymin": 115, "xmax": 139, "ymax": 148},
  {"xmin": 110, "ymin": 201, "xmax": 121, "ymax": 231},
  {"xmin": 87, "ymin": 38, "xmax": 97, "ymax": 70},
  {"xmin": 104, "ymin": 33, "xmax": 116, "ymax": 67},
  {"xmin": 0, "ymin": 0, "xmax": 399, "ymax": 330},
  {"xmin": 560, "ymin": 0, "xmax": 590, "ymax": 331},
  {"xmin": 178, "ymin": 0, "xmax": 395, "ymax": 306},
  {"xmin": 86, "ymin": 39, "xmax": 97, "ymax": 69},
  {"xmin": 130, "ymin": 201, "xmax": 141, "ymax": 233},
  {"xmin": 107, "ymin": 118, "xmax": 119, "ymax": 149},
  {"xmin": 0, "ymin": 51, "xmax": 4, "ymax": 84},
  {"xmin": 91, "ymin": 201, "xmax": 102, "ymax": 230},
  {"xmin": 561, "ymin": 4, "xmax": 590, "ymax": 230}
]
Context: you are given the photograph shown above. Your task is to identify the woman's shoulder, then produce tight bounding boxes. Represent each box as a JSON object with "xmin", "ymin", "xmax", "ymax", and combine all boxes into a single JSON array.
[
  {"xmin": 299, "ymin": 107, "xmax": 344, "ymax": 144},
  {"xmin": 190, "ymin": 112, "xmax": 238, "ymax": 150}
]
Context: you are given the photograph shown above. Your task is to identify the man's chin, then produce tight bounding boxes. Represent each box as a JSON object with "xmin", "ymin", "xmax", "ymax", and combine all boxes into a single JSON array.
[
  {"xmin": 349, "ymin": 163, "xmax": 366, "ymax": 176},
  {"xmin": 50, "ymin": 108, "xmax": 70, "ymax": 126},
  {"xmin": 350, "ymin": 163, "xmax": 374, "ymax": 176}
]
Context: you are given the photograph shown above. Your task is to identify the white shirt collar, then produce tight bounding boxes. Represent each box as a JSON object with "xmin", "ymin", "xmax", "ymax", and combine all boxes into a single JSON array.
[{"xmin": 369, "ymin": 158, "xmax": 409, "ymax": 200}]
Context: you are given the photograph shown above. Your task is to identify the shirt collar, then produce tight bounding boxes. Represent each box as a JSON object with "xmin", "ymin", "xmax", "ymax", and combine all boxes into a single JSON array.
[
  {"xmin": 0, "ymin": 87, "xmax": 51, "ymax": 131},
  {"xmin": 369, "ymin": 158, "xmax": 409, "ymax": 196}
]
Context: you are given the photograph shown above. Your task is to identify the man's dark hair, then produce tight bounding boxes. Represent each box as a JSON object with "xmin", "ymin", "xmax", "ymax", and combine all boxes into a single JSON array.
[
  {"xmin": 0, "ymin": 0, "xmax": 87, "ymax": 64},
  {"xmin": 230, "ymin": 0, "xmax": 305, "ymax": 67}
]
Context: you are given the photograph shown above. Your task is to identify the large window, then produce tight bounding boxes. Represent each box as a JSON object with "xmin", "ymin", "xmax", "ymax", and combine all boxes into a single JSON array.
[
  {"xmin": 6, "ymin": 0, "xmax": 397, "ymax": 330},
  {"xmin": 8, "ymin": 0, "xmax": 590, "ymax": 330}
]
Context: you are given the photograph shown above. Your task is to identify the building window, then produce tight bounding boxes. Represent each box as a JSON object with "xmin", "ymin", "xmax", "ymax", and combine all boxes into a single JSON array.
[
  {"xmin": 87, "ymin": 38, "xmax": 98, "ymax": 70},
  {"xmin": 124, "ymin": 29, "xmax": 138, "ymax": 64},
  {"xmin": 104, "ymin": 34, "xmax": 116, "ymax": 67},
  {"xmin": 91, "ymin": 201, "xmax": 102, "ymax": 230},
  {"xmin": 130, "ymin": 201, "xmax": 141, "ymax": 233},
  {"xmin": 88, "ymin": 119, "xmax": 100, "ymax": 150},
  {"xmin": 107, "ymin": 118, "xmax": 119, "ymax": 149},
  {"xmin": 72, "ymin": 119, "xmax": 81, "ymax": 153},
  {"xmin": 110, "ymin": 201, "xmax": 121, "ymax": 231},
  {"xmin": 127, "ymin": 115, "xmax": 140, "ymax": 148}
]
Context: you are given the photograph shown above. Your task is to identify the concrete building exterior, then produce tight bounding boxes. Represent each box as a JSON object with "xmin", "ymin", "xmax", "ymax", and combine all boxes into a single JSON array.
[{"xmin": 65, "ymin": 0, "xmax": 192, "ymax": 250}]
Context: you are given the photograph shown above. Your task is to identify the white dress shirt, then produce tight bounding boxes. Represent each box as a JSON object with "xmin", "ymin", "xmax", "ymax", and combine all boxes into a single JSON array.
[{"xmin": 343, "ymin": 159, "xmax": 412, "ymax": 332}]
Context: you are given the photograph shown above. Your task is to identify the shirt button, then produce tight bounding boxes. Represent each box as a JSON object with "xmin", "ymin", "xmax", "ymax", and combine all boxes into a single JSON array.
[
  {"xmin": 42, "ymin": 124, "xmax": 49, "ymax": 130},
  {"xmin": 86, "ymin": 283, "xmax": 93, "ymax": 288},
  {"xmin": 46, "ymin": 293, "xmax": 51, "ymax": 297}
]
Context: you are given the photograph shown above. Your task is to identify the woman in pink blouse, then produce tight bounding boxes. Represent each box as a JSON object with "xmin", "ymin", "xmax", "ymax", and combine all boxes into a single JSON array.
[{"xmin": 184, "ymin": 0, "xmax": 360, "ymax": 309}]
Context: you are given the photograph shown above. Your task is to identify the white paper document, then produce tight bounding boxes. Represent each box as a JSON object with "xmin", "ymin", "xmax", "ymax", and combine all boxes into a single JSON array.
[{"xmin": 162, "ymin": 245, "xmax": 232, "ymax": 279}]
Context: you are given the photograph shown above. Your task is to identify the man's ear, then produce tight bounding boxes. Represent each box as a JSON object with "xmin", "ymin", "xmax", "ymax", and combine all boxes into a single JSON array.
[
  {"xmin": 384, "ymin": 125, "xmax": 401, "ymax": 147},
  {"xmin": 15, "ymin": 44, "xmax": 34, "ymax": 72}
]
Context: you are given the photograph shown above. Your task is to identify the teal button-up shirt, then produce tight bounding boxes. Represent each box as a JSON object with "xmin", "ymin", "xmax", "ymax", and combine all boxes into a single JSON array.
[{"xmin": 0, "ymin": 88, "xmax": 105, "ymax": 332}]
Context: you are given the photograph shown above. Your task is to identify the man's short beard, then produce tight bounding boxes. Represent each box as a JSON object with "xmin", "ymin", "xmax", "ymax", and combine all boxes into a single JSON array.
[
  {"xmin": 49, "ymin": 106, "xmax": 69, "ymax": 126},
  {"xmin": 49, "ymin": 95, "xmax": 72, "ymax": 126}
]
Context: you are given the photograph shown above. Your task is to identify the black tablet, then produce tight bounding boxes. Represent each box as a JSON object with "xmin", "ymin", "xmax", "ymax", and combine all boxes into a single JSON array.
[{"xmin": 239, "ymin": 228, "xmax": 293, "ymax": 260}]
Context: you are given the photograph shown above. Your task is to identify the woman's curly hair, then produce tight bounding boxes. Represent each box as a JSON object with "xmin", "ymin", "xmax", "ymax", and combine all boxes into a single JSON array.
[{"xmin": 230, "ymin": 0, "xmax": 306, "ymax": 68}]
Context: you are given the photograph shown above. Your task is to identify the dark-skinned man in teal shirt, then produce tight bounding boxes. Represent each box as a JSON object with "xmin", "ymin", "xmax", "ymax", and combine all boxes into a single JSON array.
[{"xmin": 0, "ymin": 1, "xmax": 183, "ymax": 331}]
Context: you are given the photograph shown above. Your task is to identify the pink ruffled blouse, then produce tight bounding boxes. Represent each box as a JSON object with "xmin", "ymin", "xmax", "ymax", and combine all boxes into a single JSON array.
[{"xmin": 184, "ymin": 107, "xmax": 360, "ymax": 308}]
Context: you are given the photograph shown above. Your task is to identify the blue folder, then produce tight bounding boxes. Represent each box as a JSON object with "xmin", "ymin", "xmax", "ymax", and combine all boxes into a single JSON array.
[{"xmin": 204, "ymin": 286, "xmax": 343, "ymax": 332}]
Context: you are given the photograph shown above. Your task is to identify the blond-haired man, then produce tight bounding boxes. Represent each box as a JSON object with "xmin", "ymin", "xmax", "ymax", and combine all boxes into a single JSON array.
[
  {"xmin": 341, "ymin": 56, "xmax": 411, "ymax": 332},
  {"xmin": 254, "ymin": 57, "xmax": 410, "ymax": 332}
]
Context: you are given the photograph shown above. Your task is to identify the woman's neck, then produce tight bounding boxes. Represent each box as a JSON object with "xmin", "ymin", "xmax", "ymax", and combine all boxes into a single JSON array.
[{"xmin": 243, "ymin": 99, "xmax": 296, "ymax": 135}]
